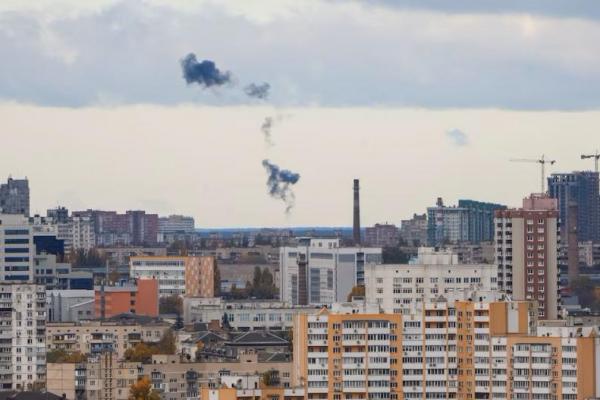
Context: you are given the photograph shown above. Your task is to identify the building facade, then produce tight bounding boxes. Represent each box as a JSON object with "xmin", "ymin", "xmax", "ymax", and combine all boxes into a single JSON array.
[
  {"xmin": 0, "ymin": 283, "xmax": 46, "ymax": 391},
  {"xmin": 458, "ymin": 199, "xmax": 507, "ymax": 244},
  {"xmin": 158, "ymin": 215, "xmax": 195, "ymax": 242},
  {"xmin": 130, "ymin": 256, "xmax": 215, "ymax": 298},
  {"xmin": 364, "ymin": 224, "xmax": 399, "ymax": 248},
  {"xmin": 495, "ymin": 193, "xmax": 560, "ymax": 319},
  {"xmin": 364, "ymin": 248, "xmax": 498, "ymax": 314},
  {"xmin": 400, "ymin": 214, "xmax": 427, "ymax": 246},
  {"xmin": 94, "ymin": 279, "xmax": 159, "ymax": 318},
  {"xmin": 0, "ymin": 177, "xmax": 29, "ymax": 216},
  {"xmin": 46, "ymin": 290, "xmax": 95, "ymax": 322},
  {"xmin": 0, "ymin": 214, "xmax": 38, "ymax": 282},
  {"xmin": 46, "ymin": 318, "xmax": 170, "ymax": 359},
  {"xmin": 548, "ymin": 171, "xmax": 600, "ymax": 243},
  {"xmin": 293, "ymin": 299, "xmax": 600, "ymax": 400},
  {"xmin": 72, "ymin": 210, "xmax": 158, "ymax": 247},
  {"xmin": 279, "ymin": 238, "xmax": 382, "ymax": 306}
]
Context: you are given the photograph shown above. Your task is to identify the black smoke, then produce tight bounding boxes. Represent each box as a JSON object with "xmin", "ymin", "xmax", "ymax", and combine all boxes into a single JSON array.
[
  {"xmin": 180, "ymin": 53, "xmax": 232, "ymax": 88},
  {"xmin": 261, "ymin": 117, "xmax": 274, "ymax": 145},
  {"xmin": 262, "ymin": 159, "xmax": 301, "ymax": 213},
  {"xmin": 245, "ymin": 83, "xmax": 270, "ymax": 99}
]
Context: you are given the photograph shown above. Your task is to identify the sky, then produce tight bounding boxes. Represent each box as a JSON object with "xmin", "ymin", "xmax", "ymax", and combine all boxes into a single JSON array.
[{"xmin": 1, "ymin": 0, "xmax": 599, "ymax": 227}]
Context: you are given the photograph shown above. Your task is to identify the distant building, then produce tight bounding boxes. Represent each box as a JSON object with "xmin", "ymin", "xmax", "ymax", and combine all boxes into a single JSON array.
[
  {"xmin": 130, "ymin": 256, "xmax": 215, "ymax": 298},
  {"xmin": 548, "ymin": 171, "xmax": 600, "ymax": 243},
  {"xmin": 0, "ymin": 283, "xmax": 47, "ymax": 391},
  {"xmin": 399, "ymin": 213, "xmax": 427, "ymax": 246},
  {"xmin": 72, "ymin": 209, "xmax": 158, "ymax": 246},
  {"xmin": 34, "ymin": 253, "xmax": 93, "ymax": 290},
  {"xmin": 427, "ymin": 198, "xmax": 505, "ymax": 246},
  {"xmin": 279, "ymin": 238, "xmax": 382, "ymax": 306},
  {"xmin": 0, "ymin": 177, "xmax": 29, "ymax": 216},
  {"xmin": 495, "ymin": 193, "xmax": 560, "ymax": 319},
  {"xmin": 579, "ymin": 241, "xmax": 600, "ymax": 268},
  {"xmin": 94, "ymin": 278, "xmax": 159, "ymax": 318},
  {"xmin": 158, "ymin": 215, "xmax": 195, "ymax": 242},
  {"xmin": 364, "ymin": 223, "xmax": 399, "ymax": 247}
]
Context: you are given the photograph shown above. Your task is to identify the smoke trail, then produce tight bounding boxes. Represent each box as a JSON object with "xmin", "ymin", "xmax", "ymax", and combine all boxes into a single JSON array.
[
  {"xmin": 261, "ymin": 117, "xmax": 274, "ymax": 146},
  {"xmin": 262, "ymin": 159, "xmax": 301, "ymax": 213},
  {"xmin": 245, "ymin": 83, "xmax": 270, "ymax": 99},
  {"xmin": 180, "ymin": 53, "xmax": 232, "ymax": 88}
]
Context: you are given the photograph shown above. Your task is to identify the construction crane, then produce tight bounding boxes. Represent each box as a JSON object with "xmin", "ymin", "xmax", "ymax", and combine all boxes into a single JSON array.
[
  {"xmin": 581, "ymin": 150, "xmax": 600, "ymax": 173},
  {"xmin": 510, "ymin": 154, "xmax": 556, "ymax": 193}
]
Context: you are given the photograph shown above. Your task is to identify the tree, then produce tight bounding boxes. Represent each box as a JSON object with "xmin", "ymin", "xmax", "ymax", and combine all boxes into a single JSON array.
[
  {"xmin": 47, "ymin": 349, "xmax": 87, "ymax": 363},
  {"xmin": 124, "ymin": 343, "xmax": 155, "ymax": 363},
  {"xmin": 382, "ymin": 246, "xmax": 410, "ymax": 264},
  {"xmin": 347, "ymin": 285, "xmax": 365, "ymax": 301},
  {"xmin": 261, "ymin": 369, "xmax": 280, "ymax": 387},
  {"xmin": 70, "ymin": 248, "xmax": 106, "ymax": 268},
  {"xmin": 571, "ymin": 276, "xmax": 600, "ymax": 311},
  {"xmin": 157, "ymin": 329, "xmax": 177, "ymax": 355},
  {"xmin": 129, "ymin": 377, "xmax": 161, "ymax": 400},
  {"xmin": 159, "ymin": 294, "xmax": 183, "ymax": 315},
  {"xmin": 214, "ymin": 262, "xmax": 221, "ymax": 296},
  {"xmin": 167, "ymin": 240, "xmax": 188, "ymax": 256}
]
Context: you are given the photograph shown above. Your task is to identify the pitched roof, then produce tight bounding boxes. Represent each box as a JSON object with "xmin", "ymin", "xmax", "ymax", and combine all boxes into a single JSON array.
[
  {"xmin": 228, "ymin": 331, "xmax": 289, "ymax": 346},
  {"xmin": 0, "ymin": 392, "xmax": 63, "ymax": 400}
]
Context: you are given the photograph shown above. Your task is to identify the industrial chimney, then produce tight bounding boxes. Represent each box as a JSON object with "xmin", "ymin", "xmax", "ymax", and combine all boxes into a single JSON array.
[{"xmin": 353, "ymin": 179, "xmax": 361, "ymax": 245}]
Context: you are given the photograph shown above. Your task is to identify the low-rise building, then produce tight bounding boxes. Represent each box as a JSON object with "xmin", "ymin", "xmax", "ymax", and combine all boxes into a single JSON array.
[
  {"xmin": 183, "ymin": 297, "xmax": 317, "ymax": 330},
  {"xmin": 47, "ymin": 290, "xmax": 95, "ymax": 322},
  {"xmin": 46, "ymin": 316, "xmax": 171, "ymax": 359}
]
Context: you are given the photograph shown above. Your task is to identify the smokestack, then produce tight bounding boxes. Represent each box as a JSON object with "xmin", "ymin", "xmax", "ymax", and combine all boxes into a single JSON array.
[{"xmin": 353, "ymin": 179, "xmax": 361, "ymax": 245}]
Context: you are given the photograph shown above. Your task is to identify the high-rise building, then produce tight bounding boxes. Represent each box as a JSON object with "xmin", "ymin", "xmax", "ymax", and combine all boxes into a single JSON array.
[
  {"xmin": 293, "ymin": 299, "xmax": 600, "ymax": 400},
  {"xmin": 0, "ymin": 283, "xmax": 46, "ymax": 391},
  {"xmin": 353, "ymin": 179, "xmax": 361, "ymax": 245},
  {"xmin": 279, "ymin": 238, "xmax": 382, "ymax": 306},
  {"xmin": 158, "ymin": 215, "xmax": 195, "ymax": 234},
  {"xmin": 0, "ymin": 214, "xmax": 38, "ymax": 282},
  {"xmin": 364, "ymin": 223, "xmax": 399, "ymax": 247},
  {"xmin": 399, "ymin": 213, "xmax": 427, "ymax": 246},
  {"xmin": 129, "ymin": 256, "xmax": 215, "ymax": 298},
  {"xmin": 495, "ymin": 193, "xmax": 560, "ymax": 319},
  {"xmin": 364, "ymin": 247, "xmax": 498, "ymax": 314},
  {"xmin": 0, "ymin": 177, "xmax": 30, "ymax": 216},
  {"xmin": 427, "ymin": 198, "xmax": 505, "ymax": 246},
  {"xmin": 548, "ymin": 171, "xmax": 600, "ymax": 243},
  {"xmin": 458, "ymin": 199, "xmax": 506, "ymax": 243},
  {"xmin": 72, "ymin": 210, "xmax": 158, "ymax": 247}
]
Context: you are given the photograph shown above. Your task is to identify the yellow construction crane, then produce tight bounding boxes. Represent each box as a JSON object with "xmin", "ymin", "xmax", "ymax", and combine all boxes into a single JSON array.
[
  {"xmin": 510, "ymin": 154, "xmax": 556, "ymax": 193},
  {"xmin": 581, "ymin": 150, "xmax": 600, "ymax": 173}
]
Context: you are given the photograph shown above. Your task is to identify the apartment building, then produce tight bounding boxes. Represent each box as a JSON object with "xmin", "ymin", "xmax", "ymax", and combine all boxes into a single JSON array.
[
  {"xmin": 280, "ymin": 238, "xmax": 382, "ymax": 306},
  {"xmin": 0, "ymin": 283, "xmax": 47, "ymax": 391},
  {"xmin": 293, "ymin": 299, "xmax": 600, "ymax": 400},
  {"xmin": 364, "ymin": 224, "xmax": 399, "ymax": 247},
  {"xmin": 495, "ymin": 193, "xmax": 560, "ymax": 319},
  {"xmin": 201, "ymin": 387, "xmax": 305, "ymax": 400},
  {"xmin": 364, "ymin": 247, "xmax": 498, "ymax": 314},
  {"xmin": 46, "ymin": 317, "xmax": 171, "ymax": 359},
  {"xmin": 183, "ymin": 297, "xmax": 317, "ymax": 330},
  {"xmin": 158, "ymin": 215, "xmax": 195, "ymax": 242},
  {"xmin": 0, "ymin": 214, "xmax": 37, "ymax": 281},
  {"xmin": 46, "ymin": 290, "xmax": 95, "ymax": 322},
  {"xmin": 94, "ymin": 278, "xmax": 159, "ymax": 318},
  {"xmin": 47, "ymin": 352, "xmax": 141, "ymax": 400},
  {"xmin": 400, "ymin": 214, "xmax": 427, "ymax": 246},
  {"xmin": 0, "ymin": 177, "xmax": 29, "ymax": 216},
  {"xmin": 72, "ymin": 210, "xmax": 158, "ymax": 247},
  {"xmin": 142, "ymin": 352, "xmax": 294, "ymax": 400},
  {"xmin": 34, "ymin": 253, "xmax": 93, "ymax": 290},
  {"xmin": 130, "ymin": 256, "xmax": 215, "ymax": 298}
]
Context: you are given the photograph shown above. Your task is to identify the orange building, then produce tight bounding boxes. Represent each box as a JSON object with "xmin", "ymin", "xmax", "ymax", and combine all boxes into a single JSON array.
[
  {"xmin": 185, "ymin": 256, "xmax": 216, "ymax": 298},
  {"xmin": 94, "ymin": 278, "xmax": 159, "ymax": 318}
]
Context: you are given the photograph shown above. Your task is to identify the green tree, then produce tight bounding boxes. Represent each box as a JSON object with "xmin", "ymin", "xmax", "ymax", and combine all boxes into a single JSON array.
[
  {"xmin": 214, "ymin": 262, "xmax": 221, "ymax": 296},
  {"xmin": 47, "ymin": 349, "xmax": 87, "ymax": 363},
  {"xmin": 156, "ymin": 329, "xmax": 177, "ymax": 355},
  {"xmin": 124, "ymin": 343, "xmax": 155, "ymax": 363},
  {"xmin": 159, "ymin": 294, "xmax": 182, "ymax": 314},
  {"xmin": 382, "ymin": 246, "xmax": 410, "ymax": 264}
]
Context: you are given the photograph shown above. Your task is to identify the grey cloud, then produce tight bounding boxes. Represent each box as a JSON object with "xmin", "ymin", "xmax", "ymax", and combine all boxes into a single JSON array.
[
  {"xmin": 0, "ymin": 1, "xmax": 600, "ymax": 109},
  {"xmin": 446, "ymin": 129, "xmax": 469, "ymax": 146}
]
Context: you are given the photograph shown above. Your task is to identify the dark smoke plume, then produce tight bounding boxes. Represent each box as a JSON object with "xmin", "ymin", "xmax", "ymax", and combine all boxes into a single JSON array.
[
  {"xmin": 261, "ymin": 117, "xmax": 274, "ymax": 146},
  {"xmin": 245, "ymin": 83, "xmax": 270, "ymax": 99},
  {"xmin": 262, "ymin": 159, "xmax": 301, "ymax": 213},
  {"xmin": 180, "ymin": 53, "xmax": 232, "ymax": 88}
]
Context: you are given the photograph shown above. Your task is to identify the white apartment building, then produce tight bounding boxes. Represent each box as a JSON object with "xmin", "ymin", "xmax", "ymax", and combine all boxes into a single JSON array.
[
  {"xmin": 0, "ymin": 214, "xmax": 37, "ymax": 282},
  {"xmin": 280, "ymin": 238, "xmax": 382, "ymax": 306},
  {"xmin": 364, "ymin": 247, "xmax": 498, "ymax": 314},
  {"xmin": 53, "ymin": 216, "xmax": 95, "ymax": 256},
  {"xmin": 0, "ymin": 283, "xmax": 46, "ymax": 391},
  {"xmin": 158, "ymin": 215, "xmax": 195, "ymax": 234},
  {"xmin": 130, "ymin": 256, "xmax": 186, "ymax": 297}
]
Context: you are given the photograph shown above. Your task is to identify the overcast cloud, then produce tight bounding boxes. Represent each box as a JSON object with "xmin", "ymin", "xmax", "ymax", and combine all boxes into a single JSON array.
[{"xmin": 1, "ymin": 0, "xmax": 600, "ymax": 109}]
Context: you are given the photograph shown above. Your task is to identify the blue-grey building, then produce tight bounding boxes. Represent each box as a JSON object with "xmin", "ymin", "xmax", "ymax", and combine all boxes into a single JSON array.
[{"xmin": 548, "ymin": 171, "xmax": 600, "ymax": 243}]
